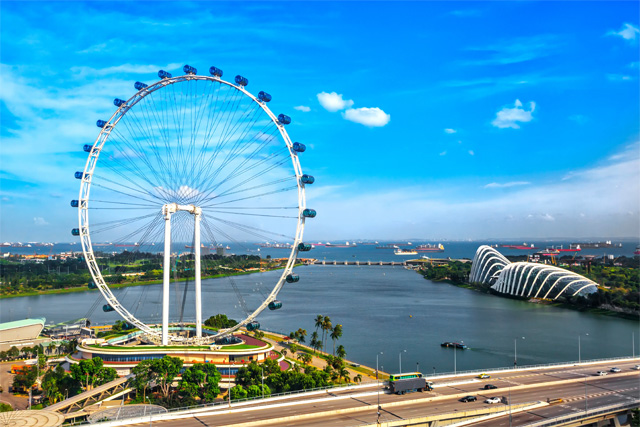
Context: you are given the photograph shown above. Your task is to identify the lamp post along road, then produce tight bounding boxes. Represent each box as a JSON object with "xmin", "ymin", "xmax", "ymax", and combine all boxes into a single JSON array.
[
  {"xmin": 376, "ymin": 352, "xmax": 383, "ymax": 426},
  {"xmin": 399, "ymin": 350, "xmax": 406, "ymax": 374}
]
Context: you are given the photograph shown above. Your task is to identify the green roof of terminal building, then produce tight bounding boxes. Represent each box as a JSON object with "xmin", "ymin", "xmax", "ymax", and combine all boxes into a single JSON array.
[{"xmin": 0, "ymin": 317, "xmax": 46, "ymax": 331}]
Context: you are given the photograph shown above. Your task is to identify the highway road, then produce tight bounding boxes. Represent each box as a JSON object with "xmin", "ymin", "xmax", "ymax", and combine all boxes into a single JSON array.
[{"xmin": 120, "ymin": 359, "xmax": 640, "ymax": 427}]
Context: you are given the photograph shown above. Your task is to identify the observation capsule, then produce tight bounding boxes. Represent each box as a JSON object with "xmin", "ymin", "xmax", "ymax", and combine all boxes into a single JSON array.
[
  {"xmin": 70, "ymin": 200, "xmax": 79, "ymax": 208},
  {"xmin": 74, "ymin": 171, "xmax": 84, "ymax": 179},
  {"xmin": 209, "ymin": 66, "xmax": 223, "ymax": 77},
  {"xmin": 277, "ymin": 114, "xmax": 291, "ymax": 125},
  {"xmin": 247, "ymin": 321, "xmax": 260, "ymax": 331},
  {"xmin": 297, "ymin": 243, "xmax": 312, "ymax": 252},
  {"xmin": 134, "ymin": 81, "xmax": 148, "ymax": 91},
  {"xmin": 286, "ymin": 274, "xmax": 300, "ymax": 283},
  {"xmin": 103, "ymin": 304, "xmax": 115, "ymax": 312},
  {"xmin": 302, "ymin": 209, "xmax": 316, "ymax": 218},
  {"xmin": 88, "ymin": 281, "xmax": 98, "ymax": 289},
  {"xmin": 96, "ymin": 120, "xmax": 107, "ymax": 128},
  {"xmin": 158, "ymin": 70, "xmax": 172, "ymax": 79},
  {"xmin": 83, "ymin": 144, "xmax": 93, "ymax": 153},
  {"xmin": 300, "ymin": 174, "xmax": 315, "ymax": 184},
  {"xmin": 258, "ymin": 91, "xmax": 272, "ymax": 103},
  {"xmin": 235, "ymin": 75, "xmax": 249, "ymax": 86},
  {"xmin": 292, "ymin": 142, "xmax": 306, "ymax": 153},
  {"xmin": 183, "ymin": 64, "xmax": 197, "ymax": 75},
  {"xmin": 268, "ymin": 300, "xmax": 282, "ymax": 310},
  {"xmin": 71, "ymin": 228, "xmax": 80, "ymax": 236},
  {"xmin": 113, "ymin": 98, "xmax": 126, "ymax": 107}
]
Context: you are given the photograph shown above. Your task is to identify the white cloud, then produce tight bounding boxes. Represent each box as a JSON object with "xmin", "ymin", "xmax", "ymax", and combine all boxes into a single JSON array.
[
  {"xmin": 317, "ymin": 92, "xmax": 354, "ymax": 112},
  {"xmin": 607, "ymin": 23, "xmax": 640, "ymax": 41},
  {"xmin": 342, "ymin": 107, "xmax": 391, "ymax": 127},
  {"xmin": 34, "ymin": 217, "xmax": 49, "ymax": 226},
  {"xmin": 491, "ymin": 99, "xmax": 535, "ymax": 129},
  {"xmin": 439, "ymin": 151, "xmax": 447, "ymax": 156},
  {"xmin": 468, "ymin": 150, "xmax": 474, "ymax": 156},
  {"xmin": 444, "ymin": 128, "xmax": 457, "ymax": 134},
  {"xmin": 484, "ymin": 181, "xmax": 531, "ymax": 189},
  {"xmin": 607, "ymin": 74, "xmax": 633, "ymax": 82},
  {"xmin": 294, "ymin": 105, "xmax": 311, "ymax": 112}
]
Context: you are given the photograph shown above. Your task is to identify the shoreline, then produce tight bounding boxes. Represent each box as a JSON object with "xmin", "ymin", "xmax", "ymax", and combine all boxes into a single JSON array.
[{"xmin": 0, "ymin": 267, "xmax": 291, "ymax": 300}]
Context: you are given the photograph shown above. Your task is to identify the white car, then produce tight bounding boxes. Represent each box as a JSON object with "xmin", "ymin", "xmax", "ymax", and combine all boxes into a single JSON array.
[
  {"xmin": 485, "ymin": 397, "xmax": 501, "ymax": 404},
  {"xmin": 610, "ymin": 367, "xmax": 621, "ymax": 373},
  {"xmin": 596, "ymin": 371, "xmax": 607, "ymax": 376},
  {"xmin": 634, "ymin": 365, "xmax": 640, "ymax": 370}
]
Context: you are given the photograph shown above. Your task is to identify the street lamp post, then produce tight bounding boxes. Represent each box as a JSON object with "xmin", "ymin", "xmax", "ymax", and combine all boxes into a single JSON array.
[
  {"xmin": 399, "ymin": 350, "xmax": 406, "ymax": 374},
  {"xmin": 376, "ymin": 352, "xmax": 383, "ymax": 426},
  {"xmin": 514, "ymin": 337, "xmax": 524, "ymax": 368}
]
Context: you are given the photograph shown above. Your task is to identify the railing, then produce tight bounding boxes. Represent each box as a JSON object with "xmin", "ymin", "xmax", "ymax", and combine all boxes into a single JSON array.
[{"xmin": 520, "ymin": 400, "xmax": 640, "ymax": 426}]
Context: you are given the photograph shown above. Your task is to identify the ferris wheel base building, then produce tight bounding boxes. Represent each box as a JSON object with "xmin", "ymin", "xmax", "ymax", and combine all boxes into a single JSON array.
[{"xmin": 71, "ymin": 326, "xmax": 278, "ymax": 377}]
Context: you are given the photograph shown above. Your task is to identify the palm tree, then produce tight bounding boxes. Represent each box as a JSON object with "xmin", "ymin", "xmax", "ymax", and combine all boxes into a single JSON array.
[
  {"xmin": 339, "ymin": 366, "xmax": 350, "ymax": 383},
  {"xmin": 354, "ymin": 374, "xmax": 362, "ymax": 384},
  {"xmin": 302, "ymin": 353, "xmax": 312, "ymax": 365},
  {"xmin": 322, "ymin": 316, "xmax": 332, "ymax": 354},
  {"xmin": 281, "ymin": 349, "xmax": 288, "ymax": 359},
  {"xmin": 296, "ymin": 328, "xmax": 307, "ymax": 344},
  {"xmin": 330, "ymin": 324, "xmax": 342, "ymax": 355},
  {"xmin": 310, "ymin": 331, "xmax": 319, "ymax": 354},
  {"xmin": 336, "ymin": 344, "xmax": 346, "ymax": 359},
  {"xmin": 314, "ymin": 314, "xmax": 323, "ymax": 335}
]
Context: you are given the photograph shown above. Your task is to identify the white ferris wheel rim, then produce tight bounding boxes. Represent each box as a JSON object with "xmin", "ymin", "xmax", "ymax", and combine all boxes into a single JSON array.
[{"xmin": 77, "ymin": 72, "xmax": 308, "ymax": 342}]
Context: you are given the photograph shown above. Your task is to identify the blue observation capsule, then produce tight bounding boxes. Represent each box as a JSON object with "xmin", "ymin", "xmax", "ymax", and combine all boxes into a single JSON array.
[
  {"xmin": 183, "ymin": 64, "xmax": 197, "ymax": 75},
  {"xmin": 300, "ymin": 174, "xmax": 315, "ymax": 185},
  {"xmin": 134, "ymin": 81, "xmax": 148, "ymax": 91},
  {"xmin": 70, "ymin": 200, "xmax": 79, "ymax": 208},
  {"xmin": 71, "ymin": 228, "xmax": 80, "ymax": 236},
  {"xmin": 246, "ymin": 321, "xmax": 260, "ymax": 331},
  {"xmin": 302, "ymin": 209, "xmax": 316, "ymax": 218},
  {"xmin": 88, "ymin": 281, "xmax": 98, "ymax": 289},
  {"xmin": 297, "ymin": 243, "xmax": 312, "ymax": 252},
  {"xmin": 277, "ymin": 114, "xmax": 291, "ymax": 125},
  {"xmin": 103, "ymin": 304, "xmax": 115, "ymax": 312},
  {"xmin": 235, "ymin": 75, "xmax": 249, "ymax": 86},
  {"xmin": 74, "ymin": 171, "xmax": 84, "ymax": 179},
  {"xmin": 96, "ymin": 120, "xmax": 107, "ymax": 128},
  {"xmin": 258, "ymin": 91, "xmax": 272, "ymax": 103},
  {"xmin": 268, "ymin": 300, "xmax": 282, "ymax": 310},
  {"xmin": 209, "ymin": 66, "xmax": 223, "ymax": 77},
  {"xmin": 158, "ymin": 70, "xmax": 172, "ymax": 79},
  {"xmin": 286, "ymin": 274, "xmax": 300, "ymax": 283},
  {"xmin": 292, "ymin": 142, "xmax": 306, "ymax": 153},
  {"xmin": 113, "ymin": 98, "xmax": 126, "ymax": 108},
  {"xmin": 83, "ymin": 144, "xmax": 93, "ymax": 153}
]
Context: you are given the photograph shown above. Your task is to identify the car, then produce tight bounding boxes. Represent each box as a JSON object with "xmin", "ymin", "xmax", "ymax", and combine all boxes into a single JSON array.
[
  {"xmin": 460, "ymin": 396, "xmax": 477, "ymax": 402},
  {"xmin": 485, "ymin": 397, "xmax": 501, "ymax": 404},
  {"xmin": 634, "ymin": 365, "xmax": 640, "ymax": 370},
  {"xmin": 483, "ymin": 384, "xmax": 498, "ymax": 390},
  {"xmin": 595, "ymin": 371, "xmax": 607, "ymax": 376},
  {"xmin": 610, "ymin": 367, "xmax": 621, "ymax": 373},
  {"xmin": 478, "ymin": 373, "xmax": 491, "ymax": 379}
]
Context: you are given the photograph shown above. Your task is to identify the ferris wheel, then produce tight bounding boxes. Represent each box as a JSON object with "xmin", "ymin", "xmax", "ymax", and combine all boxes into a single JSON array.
[{"xmin": 71, "ymin": 65, "xmax": 315, "ymax": 345}]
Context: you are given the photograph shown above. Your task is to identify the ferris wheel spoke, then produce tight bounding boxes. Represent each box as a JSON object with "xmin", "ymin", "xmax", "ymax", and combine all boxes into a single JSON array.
[
  {"xmin": 209, "ymin": 175, "xmax": 295, "ymax": 202},
  {"xmin": 107, "ymin": 127, "xmax": 165, "ymax": 187},
  {"xmin": 204, "ymin": 214, "xmax": 295, "ymax": 241},
  {"xmin": 90, "ymin": 181, "xmax": 165, "ymax": 206},
  {"xmin": 203, "ymin": 185, "xmax": 298, "ymax": 207},
  {"xmin": 207, "ymin": 210, "xmax": 298, "ymax": 219},
  {"xmin": 93, "ymin": 173, "xmax": 167, "ymax": 202}
]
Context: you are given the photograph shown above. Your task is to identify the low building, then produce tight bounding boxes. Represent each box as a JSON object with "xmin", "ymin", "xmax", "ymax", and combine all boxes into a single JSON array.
[{"xmin": 0, "ymin": 318, "xmax": 51, "ymax": 352}]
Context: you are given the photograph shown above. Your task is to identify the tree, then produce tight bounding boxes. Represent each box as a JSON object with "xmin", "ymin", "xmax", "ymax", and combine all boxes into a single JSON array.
[
  {"xmin": 70, "ymin": 357, "xmax": 117, "ymax": 390},
  {"xmin": 289, "ymin": 343, "xmax": 298, "ymax": 356},
  {"xmin": 296, "ymin": 328, "xmax": 307, "ymax": 344},
  {"xmin": 330, "ymin": 324, "xmax": 342, "ymax": 355},
  {"xmin": 310, "ymin": 331, "xmax": 320, "ymax": 354},
  {"xmin": 204, "ymin": 314, "xmax": 238, "ymax": 329},
  {"xmin": 339, "ymin": 366, "xmax": 350, "ymax": 383},
  {"xmin": 336, "ymin": 345, "xmax": 346, "ymax": 359},
  {"xmin": 322, "ymin": 316, "xmax": 332, "ymax": 353},
  {"xmin": 150, "ymin": 356, "xmax": 183, "ymax": 399},
  {"xmin": 178, "ymin": 363, "xmax": 221, "ymax": 402},
  {"xmin": 12, "ymin": 366, "xmax": 36, "ymax": 393},
  {"xmin": 230, "ymin": 385, "xmax": 248, "ymax": 400},
  {"xmin": 281, "ymin": 349, "xmax": 288, "ymax": 359},
  {"xmin": 301, "ymin": 353, "xmax": 312, "ymax": 365},
  {"xmin": 354, "ymin": 374, "xmax": 362, "ymax": 384},
  {"xmin": 131, "ymin": 360, "xmax": 154, "ymax": 401}
]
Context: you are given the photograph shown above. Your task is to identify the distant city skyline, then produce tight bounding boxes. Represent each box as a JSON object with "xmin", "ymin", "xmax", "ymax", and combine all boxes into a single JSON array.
[{"xmin": 1, "ymin": 1, "xmax": 638, "ymax": 241}]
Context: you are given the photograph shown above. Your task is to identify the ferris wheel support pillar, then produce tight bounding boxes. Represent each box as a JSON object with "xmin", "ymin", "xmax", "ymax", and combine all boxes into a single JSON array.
[
  {"xmin": 162, "ymin": 204, "xmax": 177, "ymax": 346},
  {"xmin": 194, "ymin": 208, "xmax": 202, "ymax": 339}
]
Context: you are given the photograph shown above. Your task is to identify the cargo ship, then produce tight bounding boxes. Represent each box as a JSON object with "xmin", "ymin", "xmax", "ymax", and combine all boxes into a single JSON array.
[
  {"xmin": 500, "ymin": 243, "xmax": 538, "ymax": 250},
  {"xmin": 259, "ymin": 243, "xmax": 292, "ymax": 249},
  {"xmin": 546, "ymin": 245, "xmax": 581, "ymax": 252},
  {"xmin": 415, "ymin": 243, "xmax": 444, "ymax": 252},
  {"xmin": 326, "ymin": 242, "xmax": 355, "ymax": 248},
  {"xmin": 570, "ymin": 241, "xmax": 622, "ymax": 249},
  {"xmin": 376, "ymin": 244, "xmax": 399, "ymax": 249},
  {"xmin": 394, "ymin": 249, "xmax": 418, "ymax": 255}
]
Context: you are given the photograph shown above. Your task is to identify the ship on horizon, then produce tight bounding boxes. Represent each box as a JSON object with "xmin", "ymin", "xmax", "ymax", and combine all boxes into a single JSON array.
[{"xmin": 415, "ymin": 243, "xmax": 444, "ymax": 252}]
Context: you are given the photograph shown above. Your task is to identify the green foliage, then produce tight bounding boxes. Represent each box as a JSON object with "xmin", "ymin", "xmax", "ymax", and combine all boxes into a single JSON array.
[
  {"xmin": 266, "ymin": 365, "xmax": 330, "ymax": 393},
  {"xmin": 12, "ymin": 366, "xmax": 37, "ymax": 393},
  {"xmin": 229, "ymin": 384, "xmax": 247, "ymax": 400},
  {"xmin": 150, "ymin": 356, "xmax": 183, "ymax": 398},
  {"xmin": 420, "ymin": 261, "xmax": 471, "ymax": 283},
  {"xmin": 0, "ymin": 403, "xmax": 12, "ymax": 412},
  {"xmin": 178, "ymin": 363, "xmax": 221, "ymax": 402},
  {"xmin": 42, "ymin": 364, "xmax": 80, "ymax": 405},
  {"xmin": 204, "ymin": 314, "xmax": 238, "ymax": 329},
  {"xmin": 234, "ymin": 359, "xmax": 280, "ymax": 388},
  {"xmin": 70, "ymin": 357, "xmax": 117, "ymax": 389}
]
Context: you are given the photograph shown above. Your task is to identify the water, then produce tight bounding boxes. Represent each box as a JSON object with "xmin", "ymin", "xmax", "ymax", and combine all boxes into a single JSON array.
[{"xmin": 2, "ymin": 265, "xmax": 638, "ymax": 375}]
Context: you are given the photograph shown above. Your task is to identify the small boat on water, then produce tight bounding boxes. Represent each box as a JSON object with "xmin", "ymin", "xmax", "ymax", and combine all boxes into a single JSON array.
[
  {"xmin": 394, "ymin": 249, "xmax": 418, "ymax": 256},
  {"xmin": 441, "ymin": 342, "xmax": 467, "ymax": 349}
]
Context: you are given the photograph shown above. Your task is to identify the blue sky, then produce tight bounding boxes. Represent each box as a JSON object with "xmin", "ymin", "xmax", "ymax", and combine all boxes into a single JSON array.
[{"xmin": 1, "ymin": 1, "xmax": 638, "ymax": 241}]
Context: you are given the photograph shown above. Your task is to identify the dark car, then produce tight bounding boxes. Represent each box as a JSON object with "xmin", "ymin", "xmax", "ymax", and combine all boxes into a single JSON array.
[
  {"xmin": 460, "ymin": 395, "xmax": 477, "ymax": 402},
  {"xmin": 483, "ymin": 384, "xmax": 498, "ymax": 390}
]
